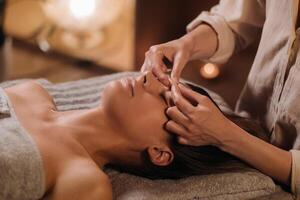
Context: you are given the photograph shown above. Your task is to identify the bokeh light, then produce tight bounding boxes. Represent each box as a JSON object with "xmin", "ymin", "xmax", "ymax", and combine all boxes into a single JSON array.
[
  {"xmin": 200, "ymin": 63, "xmax": 220, "ymax": 79},
  {"xmin": 69, "ymin": 0, "xmax": 96, "ymax": 19}
]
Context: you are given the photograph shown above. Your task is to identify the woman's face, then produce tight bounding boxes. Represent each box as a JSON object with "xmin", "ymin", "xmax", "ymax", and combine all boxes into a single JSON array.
[{"xmin": 101, "ymin": 72, "xmax": 171, "ymax": 149}]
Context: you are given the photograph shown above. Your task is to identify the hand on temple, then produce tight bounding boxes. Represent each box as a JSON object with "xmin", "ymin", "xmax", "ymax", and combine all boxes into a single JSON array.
[
  {"xmin": 141, "ymin": 38, "xmax": 193, "ymax": 86},
  {"xmin": 165, "ymin": 83, "xmax": 233, "ymax": 147}
]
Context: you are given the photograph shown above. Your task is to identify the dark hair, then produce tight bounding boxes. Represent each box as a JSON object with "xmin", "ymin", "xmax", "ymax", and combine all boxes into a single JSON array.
[{"xmin": 109, "ymin": 83, "xmax": 269, "ymax": 179}]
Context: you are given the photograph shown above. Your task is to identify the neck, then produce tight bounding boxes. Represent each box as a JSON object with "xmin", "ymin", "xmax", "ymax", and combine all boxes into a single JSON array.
[{"xmin": 51, "ymin": 106, "xmax": 126, "ymax": 168}]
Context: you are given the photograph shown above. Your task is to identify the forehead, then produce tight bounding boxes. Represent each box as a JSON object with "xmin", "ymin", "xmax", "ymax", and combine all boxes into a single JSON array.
[{"xmin": 123, "ymin": 96, "xmax": 169, "ymax": 137}]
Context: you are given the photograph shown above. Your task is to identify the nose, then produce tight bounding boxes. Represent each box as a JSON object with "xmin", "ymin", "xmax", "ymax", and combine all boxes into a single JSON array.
[{"xmin": 143, "ymin": 71, "xmax": 168, "ymax": 95}]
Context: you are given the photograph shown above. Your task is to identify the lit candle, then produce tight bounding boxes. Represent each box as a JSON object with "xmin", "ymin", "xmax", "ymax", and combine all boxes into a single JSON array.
[{"xmin": 199, "ymin": 63, "xmax": 220, "ymax": 79}]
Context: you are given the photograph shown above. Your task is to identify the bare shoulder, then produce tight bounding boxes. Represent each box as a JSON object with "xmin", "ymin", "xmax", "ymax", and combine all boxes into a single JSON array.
[
  {"xmin": 46, "ymin": 159, "xmax": 112, "ymax": 200},
  {"xmin": 10, "ymin": 80, "xmax": 52, "ymax": 98},
  {"xmin": 5, "ymin": 80, "xmax": 56, "ymax": 109},
  {"xmin": 5, "ymin": 80, "xmax": 45, "ymax": 93}
]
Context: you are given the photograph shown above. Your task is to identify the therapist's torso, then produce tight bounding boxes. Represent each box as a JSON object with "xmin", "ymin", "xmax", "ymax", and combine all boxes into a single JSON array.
[{"xmin": 234, "ymin": 0, "xmax": 300, "ymax": 151}]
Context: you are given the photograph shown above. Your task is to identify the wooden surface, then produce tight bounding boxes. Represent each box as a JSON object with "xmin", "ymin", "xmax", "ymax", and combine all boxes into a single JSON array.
[{"xmin": 4, "ymin": 39, "xmax": 115, "ymax": 83}]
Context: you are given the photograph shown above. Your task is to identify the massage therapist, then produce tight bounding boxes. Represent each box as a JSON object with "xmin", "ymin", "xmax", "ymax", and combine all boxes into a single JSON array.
[{"xmin": 141, "ymin": 1, "xmax": 300, "ymax": 198}]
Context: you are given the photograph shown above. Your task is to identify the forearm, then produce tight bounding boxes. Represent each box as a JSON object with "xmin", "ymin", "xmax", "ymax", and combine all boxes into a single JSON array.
[
  {"xmin": 221, "ymin": 121, "xmax": 292, "ymax": 185},
  {"xmin": 179, "ymin": 24, "xmax": 218, "ymax": 61}
]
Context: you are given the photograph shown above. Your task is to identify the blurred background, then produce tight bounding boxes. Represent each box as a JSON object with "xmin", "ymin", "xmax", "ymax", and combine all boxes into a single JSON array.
[{"xmin": 0, "ymin": 0, "xmax": 259, "ymax": 108}]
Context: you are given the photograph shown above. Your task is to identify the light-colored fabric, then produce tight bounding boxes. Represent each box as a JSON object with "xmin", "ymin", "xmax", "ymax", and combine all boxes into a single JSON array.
[
  {"xmin": 187, "ymin": 0, "xmax": 265, "ymax": 64},
  {"xmin": 0, "ymin": 88, "xmax": 45, "ymax": 200},
  {"xmin": 0, "ymin": 72, "xmax": 281, "ymax": 200},
  {"xmin": 187, "ymin": 0, "xmax": 300, "ymax": 198}
]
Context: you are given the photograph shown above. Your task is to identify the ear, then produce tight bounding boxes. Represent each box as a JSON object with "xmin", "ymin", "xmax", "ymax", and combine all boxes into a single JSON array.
[{"xmin": 147, "ymin": 146, "xmax": 174, "ymax": 166}]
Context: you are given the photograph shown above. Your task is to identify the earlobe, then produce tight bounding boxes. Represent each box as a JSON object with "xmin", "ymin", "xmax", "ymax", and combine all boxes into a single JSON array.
[{"xmin": 147, "ymin": 146, "xmax": 174, "ymax": 166}]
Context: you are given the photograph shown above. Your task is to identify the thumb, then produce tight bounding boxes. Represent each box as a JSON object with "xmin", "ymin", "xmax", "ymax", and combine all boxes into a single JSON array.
[
  {"xmin": 171, "ymin": 52, "xmax": 187, "ymax": 82},
  {"xmin": 178, "ymin": 84, "xmax": 201, "ymax": 106}
]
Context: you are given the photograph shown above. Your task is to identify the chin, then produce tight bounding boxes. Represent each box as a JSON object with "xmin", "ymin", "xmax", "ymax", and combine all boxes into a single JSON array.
[
  {"xmin": 102, "ymin": 81, "xmax": 118, "ymax": 103},
  {"xmin": 101, "ymin": 80, "xmax": 128, "ymax": 113}
]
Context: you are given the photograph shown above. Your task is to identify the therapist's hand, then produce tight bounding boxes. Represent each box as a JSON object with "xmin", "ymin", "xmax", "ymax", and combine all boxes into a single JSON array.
[
  {"xmin": 165, "ymin": 83, "xmax": 233, "ymax": 147},
  {"xmin": 141, "ymin": 38, "xmax": 193, "ymax": 86}
]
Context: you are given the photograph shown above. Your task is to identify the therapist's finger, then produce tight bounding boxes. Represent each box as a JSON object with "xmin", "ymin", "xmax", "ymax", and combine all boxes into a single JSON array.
[
  {"xmin": 178, "ymin": 84, "xmax": 210, "ymax": 105},
  {"xmin": 152, "ymin": 67, "xmax": 170, "ymax": 86},
  {"xmin": 141, "ymin": 60, "xmax": 149, "ymax": 72},
  {"xmin": 171, "ymin": 52, "xmax": 187, "ymax": 82},
  {"xmin": 150, "ymin": 58, "xmax": 169, "ymax": 86},
  {"xmin": 142, "ymin": 50, "xmax": 170, "ymax": 86},
  {"xmin": 141, "ymin": 58, "xmax": 151, "ymax": 72},
  {"xmin": 165, "ymin": 120, "xmax": 190, "ymax": 138},
  {"xmin": 171, "ymin": 83, "xmax": 195, "ymax": 116},
  {"xmin": 149, "ymin": 51, "xmax": 170, "ymax": 86},
  {"xmin": 178, "ymin": 137, "xmax": 189, "ymax": 145},
  {"xmin": 152, "ymin": 52, "xmax": 168, "ymax": 73},
  {"xmin": 141, "ymin": 55, "xmax": 157, "ymax": 72},
  {"xmin": 166, "ymin": 106, "xmax": 190, "ymax": 127}
]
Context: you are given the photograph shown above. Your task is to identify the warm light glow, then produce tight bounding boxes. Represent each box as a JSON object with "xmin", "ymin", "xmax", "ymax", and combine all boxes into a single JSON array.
[
  {"xmin": 69, "ymin": 0, "xmax": 96, "ymax": 18},
  {"xmin": 44, "ymin": 0, "xmax": 124, "ymax": 32},
  {"xmin": 200, "ymin": 63, "xmax": 220, "ymax": 79}
]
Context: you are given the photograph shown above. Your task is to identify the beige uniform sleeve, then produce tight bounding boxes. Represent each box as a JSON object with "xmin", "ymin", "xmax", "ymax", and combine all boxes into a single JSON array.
[
  {"xmin": 290, "ymin": 150, "xmax": 300, "ymax": 199},
  {"xmin": 187, "ymin": 0, "xmax": 265, "ymax": 64}
]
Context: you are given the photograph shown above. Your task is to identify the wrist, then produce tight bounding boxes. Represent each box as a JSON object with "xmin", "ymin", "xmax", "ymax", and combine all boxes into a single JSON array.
[
  {"xmin": 218, "ymin": 120, "xmax": 249, "ymax": 154},
  {"xmin": 182, "ymin": 24, "xmax": 218, "ymax": 60},
  {"xmin": 178, "ymin": 34, "xmax": 195, "ymax": 58}
]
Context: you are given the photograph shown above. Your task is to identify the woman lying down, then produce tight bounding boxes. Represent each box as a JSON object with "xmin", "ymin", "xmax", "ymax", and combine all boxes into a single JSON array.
[{"xmin": 0, "ymin": 72, "xmax": 267, "ymax": 200}]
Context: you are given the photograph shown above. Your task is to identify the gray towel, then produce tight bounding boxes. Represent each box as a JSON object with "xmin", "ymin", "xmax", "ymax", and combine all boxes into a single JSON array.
[{"xmin": 0, "ymin": 89, "xmax": 45, "ymax": 200}]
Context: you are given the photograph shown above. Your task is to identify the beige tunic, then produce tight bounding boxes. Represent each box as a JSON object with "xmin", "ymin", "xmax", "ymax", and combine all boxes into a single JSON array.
[{"xmin": 187, "ymin": 0, "xmax": 300, "ymax": 198}]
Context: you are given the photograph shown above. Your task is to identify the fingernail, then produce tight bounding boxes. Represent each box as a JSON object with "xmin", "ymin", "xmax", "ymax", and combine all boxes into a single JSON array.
[{"xmin": 178, "ymin": 137, "xmax": 188, "ymax": 145}]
